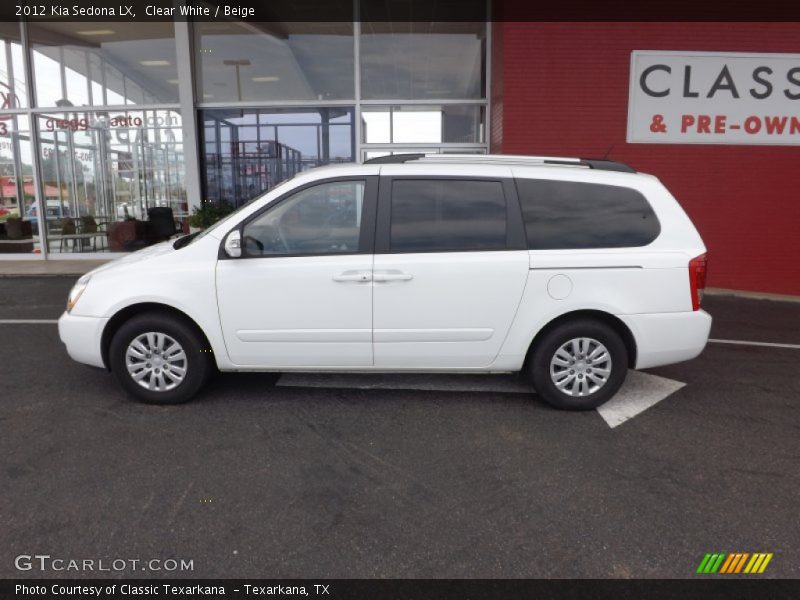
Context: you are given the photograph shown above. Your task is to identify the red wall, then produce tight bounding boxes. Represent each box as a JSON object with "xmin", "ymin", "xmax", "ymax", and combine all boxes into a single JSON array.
[{"xmin": 492, "ymin": 21, "xmax": 800, "ymax": 296}]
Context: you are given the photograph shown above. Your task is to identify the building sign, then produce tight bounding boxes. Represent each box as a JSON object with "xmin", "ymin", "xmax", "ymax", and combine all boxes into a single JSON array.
[{"xmin": 627, "ymin": 51, "xmax": 800, "ymax": 145}]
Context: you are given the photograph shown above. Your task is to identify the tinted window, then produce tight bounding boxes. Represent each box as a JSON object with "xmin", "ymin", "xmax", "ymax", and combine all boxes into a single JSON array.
[
  {"xmin": 243, "ymin": 180, "xmax": 364, "ymax": 256},
  {"xmin": 390, "ymin": 180, "xmax": 506, "ymax": 252},
  {"xmin": 517, "ymin": 179, "xmax": 660, "ymax": 250}
]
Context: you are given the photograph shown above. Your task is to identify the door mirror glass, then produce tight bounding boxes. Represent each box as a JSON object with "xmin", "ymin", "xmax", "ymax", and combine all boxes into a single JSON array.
[{"xmin": 224, "ymin": 229, "xmax": 242, "ymax": 258}]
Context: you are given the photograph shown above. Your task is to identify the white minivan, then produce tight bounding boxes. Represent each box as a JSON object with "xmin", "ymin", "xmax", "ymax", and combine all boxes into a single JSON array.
[{"xmin": 59, "ymin": 154, "xmax": 711, "ymax": 410}]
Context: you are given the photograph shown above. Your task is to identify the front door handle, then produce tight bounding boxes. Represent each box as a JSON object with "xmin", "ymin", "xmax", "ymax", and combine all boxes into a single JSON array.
[
  {"xmin": 373, "ymin": 270, "xmax": 413, "ymax": 282},
  {"xmin": 333, "ymin": 270, "xmax": 372, "ymax": 283}
]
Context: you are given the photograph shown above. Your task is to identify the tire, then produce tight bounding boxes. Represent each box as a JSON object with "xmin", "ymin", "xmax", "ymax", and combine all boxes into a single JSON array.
[
  {"xmin": 528, "ymin": 319, "xmax": 628, "ymax": 410},
  {"xmin": 109, "ymin": 311, "xmax": 212, "ymax": 404}
]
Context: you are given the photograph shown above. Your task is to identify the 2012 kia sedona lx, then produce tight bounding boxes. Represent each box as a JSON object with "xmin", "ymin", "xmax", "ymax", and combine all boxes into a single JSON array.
[{"xmin": 58, "ymin": 154, "xmax": 711, "ymax": 410}]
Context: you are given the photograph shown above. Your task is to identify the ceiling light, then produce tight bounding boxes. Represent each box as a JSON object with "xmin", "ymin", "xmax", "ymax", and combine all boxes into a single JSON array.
[
  {"xmin": 76, "ymin": 29, "xmax": 115, "ymax": 36},
  {"xmin": 139, "ymin": 60, "xmax": 171, "ymax": 67},
  {"xmin": 167, "ymin": 79, "xmax": 180, "ymax": 85},
  {"xmin": 251, "ymin": 76, "xmax": 280, "ymax": 82}
]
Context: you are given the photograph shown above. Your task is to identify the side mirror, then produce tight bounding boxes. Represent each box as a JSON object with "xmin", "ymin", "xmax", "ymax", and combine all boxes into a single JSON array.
[{"xmin": 224, "ymin": 229, "xmax": 242, "ymax": 258}]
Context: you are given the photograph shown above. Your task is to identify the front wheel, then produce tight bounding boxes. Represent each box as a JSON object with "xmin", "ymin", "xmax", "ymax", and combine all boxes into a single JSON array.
[
  {"xmin": 109, "ymin": 311, "xmax": 212, "ymax": 404},
  {"xmin": 528, "ymin": 319, "xmax": 628, "ymax": 410}
]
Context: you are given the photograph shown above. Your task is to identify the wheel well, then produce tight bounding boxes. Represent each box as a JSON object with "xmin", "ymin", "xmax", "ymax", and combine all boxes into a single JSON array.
[
  {"xmin": 523, "ymin": 310, "xmax": 637, "ymax": 369},
  {"xmin": 100, "ymin": 303, "xmax": 212, "ymax": 370}
]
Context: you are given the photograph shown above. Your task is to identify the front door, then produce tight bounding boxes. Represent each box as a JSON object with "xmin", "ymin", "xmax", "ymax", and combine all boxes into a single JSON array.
[
  {"xmin": 216, "ymin": 177, "xmax": 377, "ymax": 367},
  {"xmin": 372, "ymin": 174, "xmax": 530, "ymax": 369}
]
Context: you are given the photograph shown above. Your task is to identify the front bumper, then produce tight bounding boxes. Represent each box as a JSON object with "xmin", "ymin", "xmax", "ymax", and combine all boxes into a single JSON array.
[
  {"xmin": 619, "ymin": 309, "xmax": 712, "ymax": 370},
  {"xmin": 58, "ymin": 312, "xmax": 109, "ymax": 369}
]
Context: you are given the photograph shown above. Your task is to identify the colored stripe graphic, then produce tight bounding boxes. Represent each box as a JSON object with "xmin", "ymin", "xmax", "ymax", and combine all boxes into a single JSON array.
[
  {"xmin": 708, "ymin": 553, "xmax": 725, "ymax": 573},
  {"xmin": 719, "ymin": 554, "xmax": 735, "ymax": 573},
  {"xmin": 696, "ymin": 554, "xmax": 712, "ymax": 573},
  {"xmin": 698, "ymin": 552, "xmax": 773, "ymax": 574},
  {"xmin": 734, "ymin": 553, "xmax": 749, "ymax": 573},
  {"xmin": 759, "ymin": 554, "xmax": 773, "ymax": 573},
  {"xmin": 744, "ymin": 554, "xmax": 760, "ymax": 573},
  {"xmin": 720, "ymin": 553, "xmax": 736, "ymax": 573}
]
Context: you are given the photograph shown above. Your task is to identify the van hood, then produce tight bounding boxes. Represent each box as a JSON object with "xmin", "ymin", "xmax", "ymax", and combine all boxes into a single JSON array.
[{"xmin": 85, "ymin": 240, "xmax": 176, "ymax": 278}]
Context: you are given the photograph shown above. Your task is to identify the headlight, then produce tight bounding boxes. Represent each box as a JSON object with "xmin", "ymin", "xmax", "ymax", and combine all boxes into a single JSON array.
[{"xmin": 66, "ymin": 275, "xmax": 91, "ymax": 313}]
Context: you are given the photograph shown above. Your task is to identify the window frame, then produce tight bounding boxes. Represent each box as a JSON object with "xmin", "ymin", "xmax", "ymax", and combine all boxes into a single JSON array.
[
  {"xmin": 374, "ymin": 176, "xmax": 526, "ymax": 255},
  {"xmin": 220, "ymin": 175, "xmax": 379, "ymax": 260}
]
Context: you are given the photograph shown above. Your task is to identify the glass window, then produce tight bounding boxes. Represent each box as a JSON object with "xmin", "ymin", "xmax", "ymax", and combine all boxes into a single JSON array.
[
  {"xmin": 516, "ymin": 179, "xmax": 661, "ymax": 250},
  {"xmin": 29, "ymin": 22, "xmax": 179, "ymax": 107},
  {"xmin": 360, "ymin": 22, "xmax": 486, "ymax": 100},
  {"xmin": 194, "ymin": 22, "xmax": 354, "ymax": 102},
  {"xmin": 0, "ymin": 23, "xmax": 27, "ymax": 109},
  {"xmin": 200, "ymin": 108, "xmax": 355, "ymax": 208},
  {"xmin": 0, "ymin": 115, "xmax": 41, "ymax": 254},
  {"xmin": 390, "ymin": 179, "xmax": 506, "ymax": 252},
  {"xmin": 37, "ymin": 110, "xmax": 185, "ymax": 253},
  {"xmin": 362, "ymin": 105, "xmax": 484, "ymax": 144},
  {"xmin": 243, "ymin": 180, "xmax": 365, "ymax": 256}
]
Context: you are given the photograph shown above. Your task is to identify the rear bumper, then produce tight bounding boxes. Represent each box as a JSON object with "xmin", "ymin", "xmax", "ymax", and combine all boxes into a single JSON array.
[
  {"xmin": 58, "ymin": 312, "xmax": 108, "ymax": 369},
  {"xmin": 619, "ymin": 310, "xmax": 712, "ymax": 370}
]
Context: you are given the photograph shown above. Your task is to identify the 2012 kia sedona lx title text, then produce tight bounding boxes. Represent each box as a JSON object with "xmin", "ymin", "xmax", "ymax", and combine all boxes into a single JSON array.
[{"xmin": 59, "ymin": 154, "xmax": 711, "ymax": 410}]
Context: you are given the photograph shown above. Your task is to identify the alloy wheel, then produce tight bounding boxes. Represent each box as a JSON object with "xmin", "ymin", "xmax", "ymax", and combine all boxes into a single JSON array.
[
  {"xmin": 549, "ymin": 337, "xmax": 613, "ymax": 397},
  {"xmin": 125, "ymin": 332, "xmax": 187, "ymax": 392}
]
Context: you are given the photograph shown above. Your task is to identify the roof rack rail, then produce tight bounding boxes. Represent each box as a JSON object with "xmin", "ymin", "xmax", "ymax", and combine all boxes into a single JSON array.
[
  {"xmin": 416, "ymin": 154, "xmax": 636, "ymax": 173},
  {"xmin": 579, "ymin": 158, "xmax": 636, "ymax": 173},
  {"xmin": 363, "ymin": 153, "xmax": 425, "ymax": 164},
  {"xmin": 362, "ymin": 153, "xmax": 636, "ymax": 173}
]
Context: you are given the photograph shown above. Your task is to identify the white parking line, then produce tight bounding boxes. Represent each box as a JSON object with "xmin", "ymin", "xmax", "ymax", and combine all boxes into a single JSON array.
[
  {"xmin": 278, "ymin": 370, "xmax": 686, "ymax": 428},
  {"xmin": 0, "ymin": 319, "xmax": 793, "ymax": 426},
  {"xmin": 595, "ymin": 371, "xmax": 685, "ymax": 428},
  {"xmin": 0, "ymin": 319, "xmax": 59, "ymax": 324},
  {"xmin": 709, "ymin": 338, "xmax": 800, "ymax": 350}
]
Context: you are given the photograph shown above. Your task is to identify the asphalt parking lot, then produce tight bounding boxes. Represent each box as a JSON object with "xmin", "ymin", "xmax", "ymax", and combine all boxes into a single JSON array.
[{"xmin": 1, "ymin": 277, "xmax": 798, "ymax": 579}]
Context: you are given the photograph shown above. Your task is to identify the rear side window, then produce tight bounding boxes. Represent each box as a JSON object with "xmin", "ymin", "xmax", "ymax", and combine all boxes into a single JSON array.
[
  {"xmin": 516, "ymin": 179, "xmax": 660, "ymax": 250},
  {"xmin": 390, "ymin": 179, "xmax": 507, "ymax": 252}
]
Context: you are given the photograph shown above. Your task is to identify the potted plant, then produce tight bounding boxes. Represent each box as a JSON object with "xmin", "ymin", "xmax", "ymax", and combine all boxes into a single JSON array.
[
  {"xmin": 187, "ymin": 200, "xmax": 234, "ymax": 233},
  {"xmin": 5, "ymin": 216, "xmax": 32, "ymax": 240},
  {"xmin": 1, "ymin": 216, "xmax": 34, "ymax": 253}
]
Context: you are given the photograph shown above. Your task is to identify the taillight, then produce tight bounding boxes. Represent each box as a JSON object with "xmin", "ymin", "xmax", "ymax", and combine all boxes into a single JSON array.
[{"xmin": 688, "ymin": 253, "xmax": 707, "ymax": 311}]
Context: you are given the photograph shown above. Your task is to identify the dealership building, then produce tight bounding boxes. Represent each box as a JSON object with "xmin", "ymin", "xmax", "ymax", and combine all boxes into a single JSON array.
[{"xmin": 0, "ymin": 9, "xmax": 798, "ymax": 296}]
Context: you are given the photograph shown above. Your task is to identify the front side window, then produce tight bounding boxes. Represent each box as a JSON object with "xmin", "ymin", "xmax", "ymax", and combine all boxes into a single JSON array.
[
  {"xmin": 243, "ymin": 180, "xmax": 364, "ymax": 256},
  {"xmin": 389, "ymin": 179, "xmax": 506, "ymax": 252},
  {"xmin": 517, "ymin": 179, "xmax": 661, "ymax": 250}
]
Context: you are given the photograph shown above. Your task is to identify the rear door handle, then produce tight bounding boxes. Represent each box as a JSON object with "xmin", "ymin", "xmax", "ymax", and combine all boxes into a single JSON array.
[
  {"xmin": 373, "ymin": 270, "xmax": 413, "ymax": 282},
  {"xmin": 333, "ymin": 270, "xmax": 372, "ymax": 283}
]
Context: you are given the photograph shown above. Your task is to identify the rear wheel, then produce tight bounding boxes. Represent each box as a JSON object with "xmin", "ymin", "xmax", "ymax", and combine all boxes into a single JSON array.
[
  {"xmin": 109, "ymin": 311, "xmax": 212, "ymax": 404},
  {"xmin": 529, "ymin": 319, "xmax": 628, "ymax": 410}
]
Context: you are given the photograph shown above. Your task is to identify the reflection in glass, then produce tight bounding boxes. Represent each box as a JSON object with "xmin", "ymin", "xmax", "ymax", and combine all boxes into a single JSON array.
[
  {"xmin": 390, "ymin": 180, "xmax": 506, "ymax": 252},
  {"xmin": 0, "ymin": 115, "xmax": 40, "ymax": 254},
  {"xmin": 243, "ymin": 180, "xmax": 365, "ymax": 256},
  {"xmin": 194, "ymin": 22, "xmax": 354, "ymax": 102},
  {"xmin": 37, "ymin": 110, "xmax": 186, "ymax": 253},
  {"xmin": 360, "ymin": 22, "xmax": 486, "ymax": 100},
  {"xmin": 29, "ymin": 22, "xmax": 179, "ymax": 107},
  {"xmin": 200, "ymin": 108, "xmax": 355, "ymax": 208},
  {"xmin": 362, "ymin": 105, "xmax": 484, "ymax": 144},
  {"xmin": 0, "ymin": 23, "xmax": 27, "ymax": 109}
]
